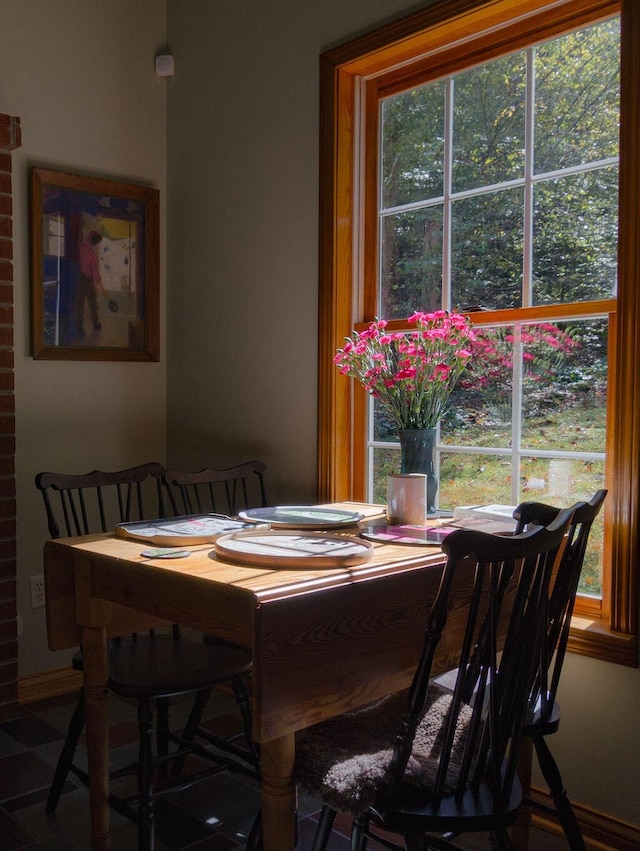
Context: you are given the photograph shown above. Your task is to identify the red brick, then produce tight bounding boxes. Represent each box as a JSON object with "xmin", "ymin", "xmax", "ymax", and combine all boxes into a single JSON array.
[
  {"xmin": 0, "ymin": 599, "xmax": 16, "ymax": 622},
  {"xmin": 0, "ymin": 475, "xmax": 16, "ymax": 495},
  {"xmin": 0, "ymin": 374, "xmax": 14, "ymax": 392},
  {"xmin": 0, "ymin": 328, "xmax": 13, "ymax": 346},
  {"xmin": 0, "ymin": 396, "xmax": 14, "ymax": 414},
  {"xmin": 0, "ymin": 284, "xmax": 12, "ymax": 304},
  {"xmin": 0, "ymin": 219, "xmax": 10, "ymax": 240},
  {"xmin": 0, "ymin": 620, "xmax": 17, "ymax": 643},
  {"xmin": 0, "ymin": 663, "xmax": 18, "ymax": 686},
  {"xmin": 0, "ymin": 457, "xmax": 15, "ymax": 477},
  {"xmin": 0, "ymin": 175, "xmax": 10, "ymax": 194},
  {"xmin": 0, "ymin": 435, "xmax": 16, "ymax": 455},
  {"xmin": 0, "ymin": 497, "xmax": 16, "ymax": 515},
  {"xmin": 0, "ymin": 304, "xmax": 13, "ymax": 324},
  {"xmin": 0, "ymin": 240, "xmax": 12, "ymax": 262},
  {"xmin": 0, "ymin": 395, "xmax": 14, "ymax": 414},
  {"xmin": 0, "ymin": 353, "xmax": 12, "ymax": 369},
  {"xmin": 0, "ymin": 197, "xmax": 11, "ymax": 217},
  {"xmin": 0, "ymin": 261, "xmax": 13, "ymax": 283},
  {"xmin": 0, "ymin": 516, "xmax": 16, "ymax": 538},
  {"xmin": 0, "ymin": 541, "xmax": 16, "ymax": 561},
  {"xmin": 0, "ymin": 416, "xmax": 14, "ymax": 432}
]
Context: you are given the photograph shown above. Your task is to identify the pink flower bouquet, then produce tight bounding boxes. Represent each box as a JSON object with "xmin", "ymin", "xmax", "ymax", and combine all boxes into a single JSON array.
[{"xmin": 334, "ymin": 310, "xmax": 476, "ymax": 430}]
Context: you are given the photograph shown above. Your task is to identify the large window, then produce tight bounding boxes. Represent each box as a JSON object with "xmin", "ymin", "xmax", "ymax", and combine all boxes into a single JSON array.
[
  {"xmin": 368, "ymin": 18, "xmax": 618, "ymax": 599},
  {"xmin": 318, "ymin": 0, "xmax": 640, "ymax": 664}
]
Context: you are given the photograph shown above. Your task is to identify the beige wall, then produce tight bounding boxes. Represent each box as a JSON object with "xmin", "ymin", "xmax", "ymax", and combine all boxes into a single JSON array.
[
  {"xmin": 0, "ymin": 0, "xmax": 168, "ymax": 677},
  {"xmin": 165, "ymin": 0, "xmax": 429, "ymax": 500},
  {"xmin": 2, "ymin": 0, "xmax": 639, "ymax": 831}
]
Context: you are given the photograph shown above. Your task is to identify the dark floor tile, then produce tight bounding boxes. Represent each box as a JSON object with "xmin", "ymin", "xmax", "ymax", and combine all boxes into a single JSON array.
[
  {"xmin": 166, "ymin": 772, "xmax": 261, "ymax": 846},
  {"xmin": 152, "ymin": 797, "xmax": 218, "ymax": 850},
  {"xmin": 296, "ymin": 814, "xmax": 351, "ymax": 850},
  {"xmin": 0, "ymin": 807, "xmax": 40, "ymax": 850},
  {"xmin": 0, "ymin": 715, "xmax": 63, "ymax": 749},
  {"xmin": 0, "ymin": 752, "xmax": 54, "ymax": 805},
  {"xmin": 181, "ymin": 836, "xmax": 237, "ymax": 851},
  {"xmin": 24, "ymin": 693, "xmax": 78, "ymax": 715}
]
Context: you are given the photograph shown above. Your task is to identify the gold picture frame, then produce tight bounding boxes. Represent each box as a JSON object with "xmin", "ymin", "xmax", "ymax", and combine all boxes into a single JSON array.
[{"xmin": 30, "ymin": 167, "xmax": 159, "ymax": 361}]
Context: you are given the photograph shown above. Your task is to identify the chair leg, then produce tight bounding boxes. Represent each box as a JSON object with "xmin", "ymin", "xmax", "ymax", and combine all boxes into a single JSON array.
[
  {"xmin": 404, "ymin": 826, "xmax": 427, "ymax": 850},
  {"xmin": 232, "ymin": 677, "xmax": 260, "ymax": 766},
  {"xmin": 245, "ymin": 807, "xmax": 263, "ymax": 851},
  {"xmin": 155, "ymin": 697, "xmax": 170, "ymax": 779},
  {"xmin": 490, "ymin": 829, "xmax": 515, "ymax": 851},
  {"xmin": 171, "ymin": 688, "xmax": 212, "ymax": 776},
  {"xmin": 533, "ymin": 734, "xmax": 586, "ymax": 851},
  {"xmin": 46, "ymin": 691, "xmax": 86, "ymax": 814},
  {"xmin": 312, "ymin": 805, "xmax": 336, "ymax": 851},
  {"xmin": 137, "ymin": 698, "xmax": 155, "ymax": 851},
  {"xmin": 350, "ymin": 813, "xmax": 370, "ymax": 851}
]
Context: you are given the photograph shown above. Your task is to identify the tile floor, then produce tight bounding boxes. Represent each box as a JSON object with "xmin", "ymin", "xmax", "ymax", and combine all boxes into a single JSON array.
[{"xmin": 0, "ymin": 689, "xmax": 569, "ymax": 851}]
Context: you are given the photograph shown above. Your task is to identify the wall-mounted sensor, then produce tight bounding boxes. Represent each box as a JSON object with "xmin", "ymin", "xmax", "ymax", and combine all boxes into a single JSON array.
[{"xmin": 155, "ymin": 54, "xmax": 175, "ymax": 77}]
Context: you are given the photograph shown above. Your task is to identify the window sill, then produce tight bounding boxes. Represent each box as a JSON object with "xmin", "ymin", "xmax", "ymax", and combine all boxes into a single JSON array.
[{"xmin": 569, "ymin": 616, "xmax": 637, "ymax": 666}]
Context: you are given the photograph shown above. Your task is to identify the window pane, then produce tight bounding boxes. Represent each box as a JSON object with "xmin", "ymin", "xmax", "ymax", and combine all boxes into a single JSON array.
[
  {"xmin": 452, "ymin": 53, "xmax": 526, "ymax": 192},
  {"xmin": 438, "ymin": 452, "xmax": 513, "ymax": 508},
  {"xmin": 381, "ymin": 83, "xmax": 445, "ymax": 209},
  {"xmin": 451, "ymin": 188, "xmax": 523, "ymax": 311},
  {"xmin": 380, "ymin": 206, "xmax": 443, "ymax": 319},
  {"xmin": 533, "ymin": 168, "xmax": 618, "ymax": 304},
  {"xmin": 442, "ymin": 325, "xmax": 514, "ymax": 448},
  {"xmin": 521, "ymin": 319, "xmax": 608, "ymax": 451},
  {"xmin": 534, "ymin": 19, "xmax": 620, "ymax": 174},
  {"xmin": 372, "ymin": 444, "xmax": 400, "ymax": 504}
]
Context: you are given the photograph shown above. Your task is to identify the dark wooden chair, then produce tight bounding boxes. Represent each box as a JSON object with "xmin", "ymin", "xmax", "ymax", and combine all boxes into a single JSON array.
[
  {"xmin": 292, "ymin": 508, "xmax": 575, "ymax": 851},
  {"xmin": 162, "ymin": 461, "xmax": 269, "ymax": 778},
  {"xmin": 164, "ymin": 459, "xmax": 269, "ymax": 517},
  {"xmin": 36, "ymin": 463, "xmax": 258, "ymax": 851},
  {"xmin": 512, "ymin": 489, "xmax": 607, "ymax": 851}
]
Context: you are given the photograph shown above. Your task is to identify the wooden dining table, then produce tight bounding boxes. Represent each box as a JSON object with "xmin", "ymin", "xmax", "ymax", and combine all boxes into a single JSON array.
[{"xmin": 42, "ymin": 502, "xmax": 478, "ymax": 851}]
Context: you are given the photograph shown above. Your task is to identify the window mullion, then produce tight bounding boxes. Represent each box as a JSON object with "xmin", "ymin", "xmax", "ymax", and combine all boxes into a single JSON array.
[
  {"xmin": 523, "ymin": 46, "xmax": 535, "ymax": 309},
  {"xmin": 442, "ymin": 77, "xmax": 453, "ymax": 311}
]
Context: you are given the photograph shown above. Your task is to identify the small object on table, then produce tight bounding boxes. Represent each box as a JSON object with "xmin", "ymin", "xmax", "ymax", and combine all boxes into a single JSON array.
[
  {"xmin": 140, "ymin": 547, "xmax": 191, "ymax": 559},
  {"xmin": 360, "ymin": 523, "xmax": 458, "ymax": 546},
  {"xmin": 387, "ymin": 473, "xmax": 427, "ymax": 525}
]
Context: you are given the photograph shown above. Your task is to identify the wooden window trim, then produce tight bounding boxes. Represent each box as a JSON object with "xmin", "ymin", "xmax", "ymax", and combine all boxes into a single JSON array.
[{"xmin": 318, "ymin": 0, "xmax": 638, "ymax": 666}]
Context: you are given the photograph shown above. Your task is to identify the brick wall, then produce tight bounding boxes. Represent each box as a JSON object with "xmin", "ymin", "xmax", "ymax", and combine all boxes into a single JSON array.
[{"xmin": 0, "ymin": 113, "xmax": 21, "ymax": 713}]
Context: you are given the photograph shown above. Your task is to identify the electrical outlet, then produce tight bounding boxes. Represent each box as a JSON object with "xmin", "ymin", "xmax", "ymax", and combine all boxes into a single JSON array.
[{"xmin": 29, "ymin": 574, "xmax": 46, "ymax": 608}]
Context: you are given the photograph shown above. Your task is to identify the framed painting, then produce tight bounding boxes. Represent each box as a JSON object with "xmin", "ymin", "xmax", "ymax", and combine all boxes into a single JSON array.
[{"xmin": 30, "ymin": 167, "xmax": 160, "ymax": 361}]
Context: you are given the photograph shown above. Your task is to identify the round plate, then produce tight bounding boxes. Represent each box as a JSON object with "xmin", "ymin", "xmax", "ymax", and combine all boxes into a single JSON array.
[
  {"xmin": 214, "ymin": 530, "xmax": 373, "ymax": 569},
  {"xmin": 237, "ymin": 506, "xmax": 364, "ymax": 529}
]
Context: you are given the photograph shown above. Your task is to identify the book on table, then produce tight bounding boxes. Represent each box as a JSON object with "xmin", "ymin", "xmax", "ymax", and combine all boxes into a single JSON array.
[{"xmin": 451, "ymin": 503, "xmax": 517, "ymax": 534}]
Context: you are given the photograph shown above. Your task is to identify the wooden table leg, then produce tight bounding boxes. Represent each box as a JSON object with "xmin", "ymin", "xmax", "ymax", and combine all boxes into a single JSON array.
[
  {"xmin": 82, "ymin": 625, "xmax": 111, "ymax": 851},
  {"xmin": 259, "ymin": 734, "xmax": 296, "ymax": 851}
]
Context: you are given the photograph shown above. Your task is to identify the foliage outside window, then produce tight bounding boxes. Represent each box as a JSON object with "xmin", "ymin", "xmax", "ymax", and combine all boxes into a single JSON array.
[{"xmin": 318, "ymin": 0, "xmax": 640, "ymax": 665}]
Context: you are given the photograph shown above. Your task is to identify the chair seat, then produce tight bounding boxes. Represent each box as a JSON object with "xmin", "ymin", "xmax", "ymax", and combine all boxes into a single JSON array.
[
  {"xmin": 107, "ymin": 636, "xmax": 252, "ymax": 699},
  {"xmin": 524, "ymin": 697, "xmax": 561, "ymax": 736},
  {"xmin": 380, "ymin": 774, "xmax": 523, "ymax": 835},
  {"xmin": 295, "ymin": 685, "xmax": 471, "ymax": 818}
]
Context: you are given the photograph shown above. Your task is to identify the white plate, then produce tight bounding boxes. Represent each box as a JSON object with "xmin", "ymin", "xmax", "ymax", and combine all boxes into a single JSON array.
[
  {"xmin": 115, "ymin": 513, "xmax": 265, "ymax": 546},
  {"xmin": 214, "ymin": 530, "xmax": 373, "ymax": 568},
  {"xmin": 237, "ymin": 505, "xmax": 364, "ymax": 529}
]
